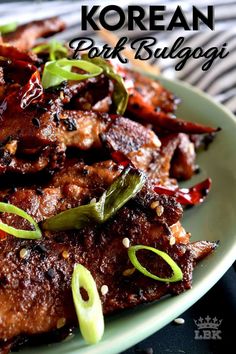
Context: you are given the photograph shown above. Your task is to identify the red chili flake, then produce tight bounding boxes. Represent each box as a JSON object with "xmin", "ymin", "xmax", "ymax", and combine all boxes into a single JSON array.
[
  {"xmin": 154, "ymin": 178, "xmax": 212, "ymax": 206},
  {"xmin": 0, "ymin": 229, "xmax": 7, "ymax": 240},
  {"xmin": 111, "ymin": 151, "xmax": 132, "ymax": 168}
]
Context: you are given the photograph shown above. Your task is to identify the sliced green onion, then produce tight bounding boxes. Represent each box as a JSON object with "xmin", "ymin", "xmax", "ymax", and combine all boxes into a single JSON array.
[
  {"xmin": 82, "ymin": 55, "xmax": 129, "ymax": 115},
  {"xmin": 0, "ymin": 202, "xmax": 41, "ymax": 239},
  {"xmin": 0, "ymin": 22, "xmax": 17, "ymax": 34},
  {"xmin": 42, "ymin": 197, "xmax": 104, "ymax": 232},
  {"xmin": 42, "ymin": 58, "xmax": 103, "ymax": 89},
  {"xmin": 128, "ymin": 245, "xmax": 183, "ymax": 283},
  {"xmin": 102, "ymin": 167, "xmax": 144, "ymax": 221},
  {"xmin": 32, "ymin": 40, "xmax": 68, "ymax": 61},
  {"xmin": 71, "ymin": 264, "xmax": 104, "ymax": 344},
  {"xmin": 42, "ymin": 166, "xmax": 146, "ymax": 232}
]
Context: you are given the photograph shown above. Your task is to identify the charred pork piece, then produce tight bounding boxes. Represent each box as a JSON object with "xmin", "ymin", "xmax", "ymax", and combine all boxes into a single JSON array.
[
  {"xmin": 1, "ymin": 17, "xmax": 65, "ymax": 51},
  {"xmin": 101, "ymin": 116, "xmax": 161, "ymax": 155},
  {"xmin": 58, "ymin": 110, "xmax": 110, "ymax": 150},
  {"xmin": 0, "ymin": 102, "xmax": 112, "ymax": 175},
  {"xmin": 0, "ymin": 69, "xmax": 110, "ymax": 174},
  {"xmin": 0, "ymin": 158, "xmax": 182, "ymax": 228},
  {"xmin": 101, "ymin": 116, "xmax": 162, "ymax": 173},
  {"xmin": 145, "ymin": 133, "xmax": 197, "ymax": 184},
  {"xmin": 0, "ymin": 160, "xmax": 121, "ymax": 225},
  {"xmin": 0, "ymin": 184, "xmax": 217, "ymax": 350},
  {"xmin": 117, "ymin": 67, "xmax": 180, "ymax": 114},
  {"xmin": 117, "ymin": 68, "xmax": 218, "ymax": 134},
  {"xmin": 100, "ymin": 116, "xmax": 178, "ymax": 184},
  {"xmin": 135, "ymin": 183, "xmax": 183, "ymax": 227},
  {"xmin": 0, "ymin": 83, "xmax": 64, "ymax": 174},
  {"xmin": 63, "ymin": 74, "xmax": 114, "ymax": 114},
  {"xmin": 170, "ymin": 133, "xmax": 196, "ymax": 180},
  {"xmin": 101, "ymin": 118, "xmax": 198, "ymax": 184},
  {"xmin": 50, "ymin": 160, "xmax": 120, "ymax": 194},
  {"xmin": 103, "ymin": 125, "xmax": 177, "ymax": 185},
  {"xmin": 0, "ymin": 144, "xmax": 65, "ymax": 175}
]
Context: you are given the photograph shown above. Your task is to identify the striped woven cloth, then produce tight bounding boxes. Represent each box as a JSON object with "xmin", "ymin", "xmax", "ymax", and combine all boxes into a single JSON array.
[{"xmin": 1, "ymin": 0, "xmax": 235, "ymax": 114}]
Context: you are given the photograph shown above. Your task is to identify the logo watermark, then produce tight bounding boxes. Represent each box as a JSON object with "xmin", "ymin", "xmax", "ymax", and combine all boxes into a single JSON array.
[{"xmin": 194, "ymin": 316, "xmax": 222, "ymax": 340}]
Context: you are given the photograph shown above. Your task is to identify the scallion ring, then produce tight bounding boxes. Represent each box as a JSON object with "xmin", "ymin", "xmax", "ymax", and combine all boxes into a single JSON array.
[
  {"xmin": 0, "ymin": 202, "xmax": 42, "ymax": 239},
  {"xmin": 128, "ymin": 245, "xmax": 183, "ymax": 283},
  {"xmin": 82, "ymin": 55, "xmax": 129, "ymax": 115},
  {"xmin": 0, "ymin": 22, "xmax": 17, "ymax": 34},
  {"xmin": 42, "ymin": 59, "xmax": 103, "ymax": 89},
  {"xmin": 32, "ymin": 40, "xmax": 68, "ymax": 61},
  {"xmin": 71, "ymin": 264, "xmax": 104, "ymax": 344}
]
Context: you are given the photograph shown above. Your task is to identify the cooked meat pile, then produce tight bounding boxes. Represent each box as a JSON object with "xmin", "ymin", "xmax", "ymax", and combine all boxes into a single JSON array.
[{"xmin": 0, "ymin": 18, "xmax": 218, "ymax": 353}]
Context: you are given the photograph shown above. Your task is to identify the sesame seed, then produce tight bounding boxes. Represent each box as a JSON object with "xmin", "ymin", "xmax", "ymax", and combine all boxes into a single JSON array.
[
  {"xmin": 62, "ymin": 250, "xmax": 69, "ymax": 259},
  {"xmin": 19, "ymin": 248, "xmax": 29, "ymax": 259},
  {"xmin": 156, "ymin": 205, "xmax": 164, "ymax": 217},
  {"xmin": 150, "ymin": 201, "xmax": 159, "ymax": 209},
  {"xmin": 57, "ymin": 317, "xmax": 66, "ymax": 329},
  {"xmin": 169, "ymin": 236, "xmax": 176, "ymax": 246},
  {"xmin": 122, "ymin": 237, "xmax": 130, "ymax": 248},
  {"xmin": 60, "ymin": 91, "xmax": 65, "ymax": 100},
  {"xmin": 123, "ymin": 268, "xmax": 135, "ymax": 276},
  {"xmin": 90, "ymin": 198, "xmax": 96, "ymax": 204},
  {"xmin": 101, "ymin": 285, "xmax": 109, "ymax": 295},
  {"xmin": 174, "ymin": 318, "xmax": 185, "ymax": 325},
  {"xmin": 153, "ymin": 135, "xmax": 161, "ymax": 148},
  {"xmin": 5, "ymin": 140, "xmax": 18, "ymax": 155}
]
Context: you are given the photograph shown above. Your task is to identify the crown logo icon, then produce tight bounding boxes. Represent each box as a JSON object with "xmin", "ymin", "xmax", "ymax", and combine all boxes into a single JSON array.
[{"xmin": 194, "ymin": 316, "xmax": 222, "ymax": 330}]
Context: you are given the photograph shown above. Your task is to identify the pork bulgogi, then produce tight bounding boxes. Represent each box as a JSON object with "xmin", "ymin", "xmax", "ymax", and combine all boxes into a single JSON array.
[{"xmin": 0, "ymin": 17, "xmax": 219, "ymax": 353}]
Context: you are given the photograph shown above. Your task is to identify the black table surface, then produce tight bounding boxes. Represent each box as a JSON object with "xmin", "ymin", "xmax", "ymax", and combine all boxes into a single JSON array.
[{"xmin": 121, "ymin": 263, "xmax": 236, "ymax": 354}]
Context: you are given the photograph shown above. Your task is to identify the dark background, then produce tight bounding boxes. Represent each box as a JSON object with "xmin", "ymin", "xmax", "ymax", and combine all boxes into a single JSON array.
[{"xmin": 121, "ymin": 263, "xmax": 235, "ymax": 354}]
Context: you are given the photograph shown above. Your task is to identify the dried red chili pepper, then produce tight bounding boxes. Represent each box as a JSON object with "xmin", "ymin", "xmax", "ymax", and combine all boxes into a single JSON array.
[
  {"xmin": 20, "ymin": 70, "xmax": 43, "ymax": 109},
  {"xmin": 127, "ymin": 88, "xmax": 219, "ymax": 135},
  {"xmin": 154, "ymin": 178, "xmax": 212, "ymax": 206}
]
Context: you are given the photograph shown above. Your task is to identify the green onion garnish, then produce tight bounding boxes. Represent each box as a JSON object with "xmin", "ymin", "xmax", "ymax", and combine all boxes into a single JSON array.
[
  {"xmin": 82, "ymin": 55, "xmax": 129, "ymax": 115},
  {"xmin": 0, "ymin": 22, "xmax": 17, "ymax": 34},
  {"xmin": 41, "ymin": 58, "xmax": 103, "ymax": 89},
  {"xmin": 71, "ymin": 264, "xmax": 104, "ymax": 344},
  {"xmin": 0, "ymin": 202, "xmax": 41, "ymax": 239},
  {"xmin": 128, "ymin": 245, "xmax": 183, "ymax": 283},
  {"xmin": 42, "ymin": 167, "xmax": 146, "ymax": 232},
  {"xmin": 32, "ymin": 40, "xmax": 68, "ymax": 61}
]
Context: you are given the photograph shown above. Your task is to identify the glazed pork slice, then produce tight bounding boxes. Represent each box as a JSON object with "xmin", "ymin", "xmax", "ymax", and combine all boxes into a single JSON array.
[
  {"xmin": 0, "ymin": 104, "xmax": 109, "ymax": 175},
  {"xmin": 1, "ymin": 17, "xmax": 65, "ymax": 51},
  {"xmin": 101, "ymin": 118, "xmax": 197, "ymax": 184},
  {"xmin": 0, "ymin": 159, "xmax": 182, "ymax": 227},
  {"xmin": 0, "ymin": 174, "xmax": 216, "ymax": 350},
  {"xmin": 0, "ymin": 98, "xmax": 163, "ymax": 176},
  {"xmin": 0, "ymin": 91, "xmax": 197, "ymax": 184}
]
